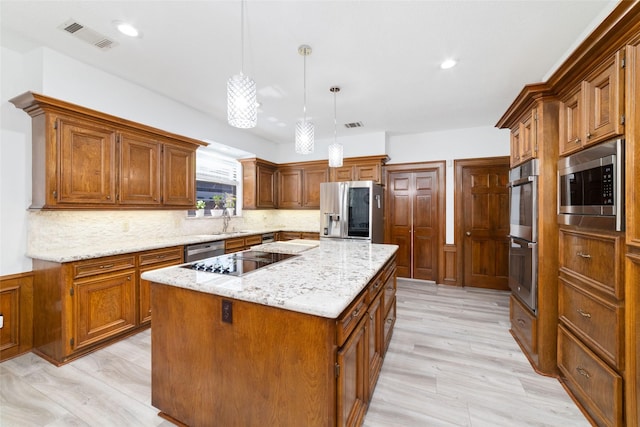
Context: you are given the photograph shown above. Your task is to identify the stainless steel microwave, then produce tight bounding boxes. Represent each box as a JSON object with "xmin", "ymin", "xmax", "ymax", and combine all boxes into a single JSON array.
[{"xmin": 557, "ymin": 138, "xmax": 624, "ymax": 231}]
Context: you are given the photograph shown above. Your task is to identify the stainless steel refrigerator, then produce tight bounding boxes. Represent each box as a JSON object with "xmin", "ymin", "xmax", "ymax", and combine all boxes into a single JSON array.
[{"xmin": 320, "ymin": 181, "xmax": 384, "ymax": 243}]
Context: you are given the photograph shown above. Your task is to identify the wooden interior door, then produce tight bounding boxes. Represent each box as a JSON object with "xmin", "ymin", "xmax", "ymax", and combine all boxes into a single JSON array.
[
  {"xmin": 387, "ymin": 165, "xmax": 443, "ymax": 281},
  {"xmin": 457, "ymin": 158, "xmax": 509, "ymax": 290}
]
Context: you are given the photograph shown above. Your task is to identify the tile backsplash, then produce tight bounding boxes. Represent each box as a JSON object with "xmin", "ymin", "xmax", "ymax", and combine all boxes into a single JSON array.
[{"xmin": 28, "ymin": 209, "xmax": 320, "ymax": 253}]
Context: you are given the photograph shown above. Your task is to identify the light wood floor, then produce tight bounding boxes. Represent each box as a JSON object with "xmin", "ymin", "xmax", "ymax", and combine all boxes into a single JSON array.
[{"xmin": 0, "ymin": 279, "xmax": 589, "ymax": 426}]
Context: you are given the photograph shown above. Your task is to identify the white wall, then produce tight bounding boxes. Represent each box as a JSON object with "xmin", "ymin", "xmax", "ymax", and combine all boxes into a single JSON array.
[
  {"xmin": 387, "ymin": 126, "xmax": 510, "ymax": 243},
  {"xmin": 0, "ymin": 46, "xmax": 38, "ymax": 276}
]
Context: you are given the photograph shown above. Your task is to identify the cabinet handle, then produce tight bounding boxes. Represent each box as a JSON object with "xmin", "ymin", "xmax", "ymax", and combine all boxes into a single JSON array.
[
  {"xmin": 573, "ymin": 138, "xmax": 581, "ymax": 144},
  {"xmin": 157, "ymin": 255, "xmax": 165, "ymax": 259},
  {"xmin": 106, "ymin": 195, "xmax": 111, "ymax": 200},
  {"xmin": 576, "ymin": 252, "xmax": 592, "ymax": 259},
  {"xmin": 100, "ymin": 264, "xmax": 115, "ymax": 269},
  {"xmin": 576, "ymin": 366, "xmax": 591, "ymax": 379},
  {"xmin": 386, "ymin": 318, "xmax": 394, "ymax": 324},
  {"xmin": 577, "ymin": 308, "xmax": 591, "ymax": 319},
  {"xmin": 352, "ymin": 308, "xmax": 361, "ymax": 318},
  {"xmin": 466, "ymin": 231, "xmax": 471, "ymax": 236},
  {"xmin": 586, "ymin": 132, "xmax": 592, "ymax": 139},
  {"xmin": 516, "ymin": 318, "xmax": 526, "ymax": 327},
  {"xmin": 127, "ymin": 276, "xmax": 131, "ymax": 281}
]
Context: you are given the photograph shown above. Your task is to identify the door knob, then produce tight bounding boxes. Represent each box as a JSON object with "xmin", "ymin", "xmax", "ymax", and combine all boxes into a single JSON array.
[{"xmin": 466, "ymin": 231, "xmax": 471, "ymax": 236}]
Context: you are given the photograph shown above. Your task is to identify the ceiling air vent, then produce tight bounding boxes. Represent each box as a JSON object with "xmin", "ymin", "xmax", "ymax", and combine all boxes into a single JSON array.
[
  {"xmin": 58, "ymin": 19, "xmax": 118, "ymax": 51},
  {"xmin": 344, "ymin": 121, "xmax": 363, "ymax": 129}
]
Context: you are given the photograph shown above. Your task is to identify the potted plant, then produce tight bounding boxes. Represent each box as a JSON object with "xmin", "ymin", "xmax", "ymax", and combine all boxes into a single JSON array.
[
  {"xmin": 211, "ymin": 195, "xmax": 224, "ymax": 217},
  {"xmin": 195, "ymin": 200, "xmax": 206, "ymax": 217},
  {"xmin": 225, "ymin": 193, "xmax": 236, "ymax": 216}
]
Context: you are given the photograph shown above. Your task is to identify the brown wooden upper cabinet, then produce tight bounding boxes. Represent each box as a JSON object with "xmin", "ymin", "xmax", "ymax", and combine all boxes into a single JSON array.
[
  {"xmin": 329, "ymin": 155, "xmax": 388, "ymax": 184},
  {"xmin": 9, "ymin": 92, "xmax": 204, "ymax": 209},
  {"xmin": 241, "ymin": 155, "xmax": 387, "ymax": 210},
  {"xmin": 559, "ymin": 50, "xmax": 625, "ymax": 157},
  {"xmin": 278, "ymin": 164, "xmax": 328, "ymax": 209},
  {"xmin": 509, "ymin": 108, "xmax": 537, "ymax": 167},
  {"xmin": 239, "ymin": 158, "xmax": 277, "ymax": 209}
]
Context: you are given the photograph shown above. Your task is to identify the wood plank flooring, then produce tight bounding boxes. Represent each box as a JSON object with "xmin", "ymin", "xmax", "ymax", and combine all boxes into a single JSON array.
[{"xmin": 0, "ymin": 279, "xmax": 589, "ymax": 426}]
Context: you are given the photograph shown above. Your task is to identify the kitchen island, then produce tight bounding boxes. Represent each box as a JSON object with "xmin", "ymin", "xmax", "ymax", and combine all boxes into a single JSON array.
[{"xmin": 142, "ymin": 240, "xmax": 398, "ymax": 427}]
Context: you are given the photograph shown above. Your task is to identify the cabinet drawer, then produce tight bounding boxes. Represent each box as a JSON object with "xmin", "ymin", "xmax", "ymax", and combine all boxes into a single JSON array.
[
  {"xmin": 558, "ymin": 325, "xmax": 623, "ymax": 427},
  {"xmin": 559, "ymin": 276, "xmax": 624, "ymax": 369},
  {"xmin": 300, "ymin": 232, "xmax": 319, "ymax": 240},
  {"xmin": 336, "ymin": 291, "xmax": 367, "ymax": 347},
  {"xmin": 510, "ymin": 294, "xmax": 537, "ymax": 354},
  {"xmin": 73, "ymin": 255, "xmax": 136, "ymax": 279},
  {"xmin": 138, "ymin": 247, "xmax": 183, "ymax": 267},
  {"xmin": 367, "ymin": 273, "xmax": 384, "ymax": 304},
  {"xmin": 244, "ymin": 235, "xmax": 262, "ymax": 247},
  {"xmin": 225, "ymin": 237, "xmax": 246, "ymax": 251},
  {"xmin": 279, "ymin": 231, "xmax": 302, "ymax": 241},
  {"xmin": 559, "ymin": 229, "xmax": 623, "ymax": 299},
  {"xmin": 382, "ymin": 265, "xmax": 396, "ymax": 315}
]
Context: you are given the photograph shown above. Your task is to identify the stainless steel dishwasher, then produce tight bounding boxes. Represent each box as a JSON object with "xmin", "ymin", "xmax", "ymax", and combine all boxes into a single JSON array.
[{"xmin": 184, "ymin": 240, "xmax": 225, "ymax": 262}]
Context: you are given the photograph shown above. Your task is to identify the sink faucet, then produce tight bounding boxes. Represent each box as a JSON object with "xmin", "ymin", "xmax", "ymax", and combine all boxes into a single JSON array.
[{"xmin": 222, "ymin": 208, "xmax": 230, "ymax": 233}]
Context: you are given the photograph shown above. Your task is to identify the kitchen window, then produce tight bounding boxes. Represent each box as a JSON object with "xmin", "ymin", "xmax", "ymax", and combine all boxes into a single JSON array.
[{"xmin": 189, "ymin": 150, "xmax": 241, "ymax": 217}]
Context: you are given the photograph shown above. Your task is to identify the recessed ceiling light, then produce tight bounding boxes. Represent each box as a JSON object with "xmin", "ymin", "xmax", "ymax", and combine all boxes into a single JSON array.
[
  {"xmin": 114, "ymin": 21, "xmax": 140, "ymax": 38},
  {"xmin": 440, "ymin": 59, "xmax": 457, "ymax": 70}
]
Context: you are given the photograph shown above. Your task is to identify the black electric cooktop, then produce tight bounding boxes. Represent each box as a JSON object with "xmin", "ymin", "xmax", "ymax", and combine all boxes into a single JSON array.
[{"xmin": 182, "ymin": 251, "xmax": 297, "ymax": 276}]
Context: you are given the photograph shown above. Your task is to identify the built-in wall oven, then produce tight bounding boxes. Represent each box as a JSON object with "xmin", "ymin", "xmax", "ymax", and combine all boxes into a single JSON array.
[{"xmin": 508, "ymin": 159, "xmax": 539, "ymax": 313}]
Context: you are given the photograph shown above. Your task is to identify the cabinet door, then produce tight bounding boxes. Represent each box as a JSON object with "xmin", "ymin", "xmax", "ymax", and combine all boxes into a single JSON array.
[
  {"xmin": 57, "ymin": 117, "xmax": 117, "ymax": 205},
  {"xmin": 257, "ymin": 164, "xmax": 276, "ymax": 208},
  {"xmin": 510, "ymin": 127, "xmax": 521, "ymax": 166},
  {"xmin": 366, "ymin": 290, "xmax": 383, "ymax": 401},
  {"xmin": 584, "ymin": 50, "xmax": 624, "ymax": 147},
  {"xmin": 162, "ymin": 143, "xmax": 195, "ymax": 206},
  {"xmin": 331, "ymin": 166, "xmax": 354, "ymax": 182},
  {"xmin": 559, "ymin": 86, "xmax": 584, "ymax": 156},
  {"xmin": 302, "ymin": 166, "xmax": 328, "ymax": 208},
  {"xmin": 337, "ymin": 317, "xmax": 368, "ymax": 427},
  {"xmin": 520, "ymin": 109, "xmax": 536, "ymax": 162},
  {"xmin": 73, "ymin": 271, "xmax": 136, "ymax": 351},
  {"xmin": 119, "ymin": 132, "xmax": 161, "ymax": 205},
  {"xmin": 278, "ymin": 169, "xmax": 303, "ymax": 208},
  {"xmin": 355, "ymin": 163, "xmax": 381, "ymax": 183}
]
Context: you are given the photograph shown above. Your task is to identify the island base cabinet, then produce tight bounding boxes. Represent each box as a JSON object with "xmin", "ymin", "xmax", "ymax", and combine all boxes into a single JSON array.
[{"xmin": 151, "ymin": 283, "xmax": 337, "ymax": 427}]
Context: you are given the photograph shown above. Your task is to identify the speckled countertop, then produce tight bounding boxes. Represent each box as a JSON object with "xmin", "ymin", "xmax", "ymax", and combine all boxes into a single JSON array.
[
  {"xmin": 27, "ymin": 229, "xmax": 282, "ymax": 263},
  {"xmin": 141, "ymin": 240, "xmax": 398, "ymax": 319}
]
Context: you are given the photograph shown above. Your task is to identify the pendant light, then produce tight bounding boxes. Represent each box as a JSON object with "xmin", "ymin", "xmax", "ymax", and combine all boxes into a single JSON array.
[
  {"xmin": 227, "ymin": 0, "xmax": 257, "ymax": 129},
  {"xmin": 328, "ymin": 86, "xmax": 343, "ymax": 168},
  {"xmin": 295, "ymin": 45, "xmax": 314, "ymax": 154}
]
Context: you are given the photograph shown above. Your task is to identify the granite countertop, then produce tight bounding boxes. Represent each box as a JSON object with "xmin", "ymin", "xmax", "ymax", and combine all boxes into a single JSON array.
[
  {"xmin": 27, "ymin": 229, "xmax": 280, "ymax": 263},
  {"xmin": 141, "ymin": 240, "xmax": 398, "ymax": 319}
]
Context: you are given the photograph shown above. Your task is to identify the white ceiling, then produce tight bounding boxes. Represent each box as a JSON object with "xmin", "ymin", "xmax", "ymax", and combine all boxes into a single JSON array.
[{"xmin": 1, "ymin": 1, "xmax": 618, "ymax": 145}]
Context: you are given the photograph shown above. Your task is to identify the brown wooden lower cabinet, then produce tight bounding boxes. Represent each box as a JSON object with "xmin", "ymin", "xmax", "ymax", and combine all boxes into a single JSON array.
[
  {"xmin": 0, "ymin": 273, "xmax": 34, "ymax": 362},
  {"xmin": 224, "ymin": 234, "xmax": 263, "ymax": 253},
  {"xmin": 557, "ymin": 227, "xmax": 626, "ymax": 426},
  {"xmin": 151, "ymin": 255, "xmax": 397, "ymax": 427},
  {"xmin": 32, "ymin": 246, "xmax": 183, "ymax": 365},
  {"xmin": 137, "ymin": 246, "xmax": 183, "ymax": 325}
]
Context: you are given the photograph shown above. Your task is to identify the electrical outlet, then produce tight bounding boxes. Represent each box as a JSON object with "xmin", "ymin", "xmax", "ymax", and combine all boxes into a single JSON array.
[{"xmin": 222, "ymin": 300, "xmax": 232, "ymax": 324}]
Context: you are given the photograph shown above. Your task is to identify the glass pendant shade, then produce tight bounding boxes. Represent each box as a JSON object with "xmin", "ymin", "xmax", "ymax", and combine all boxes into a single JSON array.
[
  {"xmin": 227, "ymin": 72, "xmax": 257, "ymax": 129},
  {"xmin": 295, "ymin": 119, "xmax": 314, "ymax": 154},
  {"xmin": 328, "ymin": 142, "xmax": 343, "ymax": 168}
]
